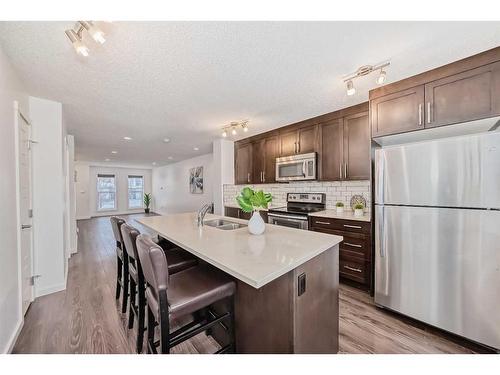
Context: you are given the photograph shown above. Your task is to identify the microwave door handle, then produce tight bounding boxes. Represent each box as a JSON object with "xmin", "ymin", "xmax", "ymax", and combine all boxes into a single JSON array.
[{"xmin": 302, "ymin": 161, "xmax": 306, "ymax": 177}]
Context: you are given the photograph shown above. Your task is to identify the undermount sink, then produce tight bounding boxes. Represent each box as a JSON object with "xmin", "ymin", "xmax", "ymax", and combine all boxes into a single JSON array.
[{"xmin": 204, "ymin": 219, "xmax": 247, "ymax": 230}]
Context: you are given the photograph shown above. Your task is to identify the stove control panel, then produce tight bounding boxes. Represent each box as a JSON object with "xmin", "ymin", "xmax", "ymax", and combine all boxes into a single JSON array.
[{"xmin": 287, "ymin": 193, "xmax": 325, "ymax": 204}]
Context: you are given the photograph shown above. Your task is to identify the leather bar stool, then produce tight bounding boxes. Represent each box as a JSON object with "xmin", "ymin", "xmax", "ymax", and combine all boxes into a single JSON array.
[
  {"xmin": 136, "ymin": 234, "xmax": 236, "ymax": 354},
  {"xmin": 110, "ymin": 216, "xmax": 129, "ymax": 314},
  {"xmin": 120, "ymin": 223, "xmax": 198, "ymax": 353}
]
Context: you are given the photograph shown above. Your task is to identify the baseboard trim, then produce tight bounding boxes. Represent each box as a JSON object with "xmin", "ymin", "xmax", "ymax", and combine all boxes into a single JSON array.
[
  {"xmin": 35, "ymin": 281, "xmax": 66, "ymax": 298},
  {"xmin": 5, "ymin": 317, "xmax": 23, "ymax": 353}
]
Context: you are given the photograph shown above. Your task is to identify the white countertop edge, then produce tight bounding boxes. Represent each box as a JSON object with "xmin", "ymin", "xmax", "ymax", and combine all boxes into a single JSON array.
[{"xmin": 137, "ymin": 217, "xmax": 342, "ymax": 289}]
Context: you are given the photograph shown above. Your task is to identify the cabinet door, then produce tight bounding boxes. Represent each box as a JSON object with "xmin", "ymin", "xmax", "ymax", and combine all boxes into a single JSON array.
[
  {"xmin": 235, "ymin": 142, "xmax": 252, "ymax": 184},
  {"xmin": 425, "ymin": 61, "xmax": 500, "ymax": 128},
  {"xmin": 252, "ymin": 140, "xmax": 265, "ymax": 184},
  {"xmin": 343, "ymin": 111, "xmax": 370, "ymax": 180},
  {"xmin": 279, "ymin": 129, "xmax": 298, "ymax": 156},
  {"xmin": 319, "ymin": 118, "xmax": 343, "ymax": 181},
  {"xmin": 297, "ymin": 125, "xmax": 318, "ymax": 154},
  {"xmin": 263, "ymin": 136, "xmax": 279, "ymax": 183},
  {"xmin": 225, "ymin": 206, "xmax": 240, "ymax": 219},
  {"xmin": 371, "ymin": 86, "xmax": 425, "ymax": 137}
]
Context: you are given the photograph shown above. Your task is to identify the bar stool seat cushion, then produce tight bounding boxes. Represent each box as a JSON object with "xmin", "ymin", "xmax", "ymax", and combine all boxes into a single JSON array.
[{"xmin": 146, "ymin": 266, "xmax": 235, "ymax": 320}]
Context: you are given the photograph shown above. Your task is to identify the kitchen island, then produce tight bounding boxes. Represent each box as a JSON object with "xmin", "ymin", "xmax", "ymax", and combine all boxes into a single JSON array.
[{"xmin": 136, "ymin": 212, "xmax": 342, "ymax": 354}]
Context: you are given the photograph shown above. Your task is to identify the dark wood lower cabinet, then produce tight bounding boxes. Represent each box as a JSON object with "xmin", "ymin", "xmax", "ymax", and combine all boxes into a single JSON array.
[
  {"xmin": 224, "ymin": 206, "xmax": 268, "ymax": 222},
  {"xmin": 310, "ymin": 216, "xmax": 372, "ymax": 293}
]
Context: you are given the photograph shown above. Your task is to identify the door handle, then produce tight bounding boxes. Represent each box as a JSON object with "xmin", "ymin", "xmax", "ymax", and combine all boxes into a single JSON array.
[
  {"xmin": 427, "ymin": 102, "xmax": 432, "ymax": 124},
  {"xmin": 315, "ymin": 221, "xmax": 331, "ymax": 225},
  {"xmin": 262, "ymin": 171, "xmax": 265, "ymax": 182},
  {"xmin": 339, "ymin": 163, "xmax": 342, "ymax": 179},
  {"xmin": 297, "ymin": 142, "xmax": 300, "ymax": 153},
  {"xmin": 344, "ymin": 163, "xmax": 347, "ymax": 179},
  {"xmin": 21, "ymin": 224, "xmax": 32, "ymax": 230},
  {"xmin": 294, "ymin": 142, "xmax": 297, "ymax": 153},
  {"xmin": 247, "ymin": 173, "xmax": 250, "ymax": 183},
  {"xmin": 344, "ymin": 265, "xmax": 362, "ymax": 273},
  {"xmin": 344, "ymin": 242, "xmax": 362, "ymax": 248},
  {"xmin": 343, "ymin": 224, "xmax": 362, "ymax": 229},
  {"xmin": 418, "ymin": 103, "xmax": 422, "ymax": 125}
]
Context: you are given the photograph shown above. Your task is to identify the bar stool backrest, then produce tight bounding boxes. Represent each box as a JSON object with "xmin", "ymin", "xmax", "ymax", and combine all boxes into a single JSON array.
[
  {"xmin": 110, "ymin": 216, "xmax": 126, "ymax": 248},
  {"xmin": 120, "ymin": 223, "xmax": 141, "ymax": 262},
  {"xmin": 136, "ymin": 234, "xmax": 170, "ymax": 301}
]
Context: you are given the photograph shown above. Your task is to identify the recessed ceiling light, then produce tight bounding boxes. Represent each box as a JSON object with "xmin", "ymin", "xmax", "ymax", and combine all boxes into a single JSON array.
[
  {"xmin": 105, "ymin": 158, "xmax": 110, "ymax": 161},
  {"xmin": 168, "ymin": 156, "xmax": 173, "ymax": 160},
  {"xmin": 123, "ymin": 136, "xmax": 132, "ymax": 141},
  {"xmin": 111, "ymin": 151, "xmax": 118, "ymax": 154},
  {"xmin": 152, "ymin": 162, "xmax": 157, "ymax": 166},
  {"xmin": 163, "ymin": 138, "xmax": 170, "ymax": 143},
  {"xmin": 193, "ymin": 147, "xmax": 199, "ymax": 151}
]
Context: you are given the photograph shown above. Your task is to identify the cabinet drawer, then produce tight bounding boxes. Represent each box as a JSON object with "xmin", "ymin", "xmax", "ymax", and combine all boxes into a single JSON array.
[
  {"xmin": 339, "ymin": 258, "xmax": 367, "ymax": 284},
  {"xmin": 310, "ymin": 217, "xmax": 370, "ymax": 234},
  {"xmin": 339, "ymin": 234, "xmax": 369, "ymax": 260}
]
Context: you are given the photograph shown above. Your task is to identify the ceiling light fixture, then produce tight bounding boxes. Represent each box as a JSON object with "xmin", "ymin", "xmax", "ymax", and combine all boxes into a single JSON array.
[
  {"xmin": 105, "ymin": 158, "xmax": 110, "ymax": 162},
  {"xmin": 79, "ymin": 21, "xmax": 106, "ymax": 44},
  {"xmin": 343, "ymin": 61, "xmax": 390, "ymax": 96},
  {"xmin": 111, "ymin": 150, "xmax": 118, "ymax": 154},
  {"xmin": 221, "ymin": 120, "xmax": 250, "ymax": 138},
  {"xmin": 163, "ymin": 138, "xmax": 170, "ymax": 143},
  {"xmin": 346, "ymin": 80, "xmax": 356, "ymax": 96},
  {"xmin": 152, "ymin": 162, "xmax": 157, "ymax": 166},
  {"xmin": 168, "ymin": 156, "xmax": 173, "ymax": 160},
  {"xmin": 65, "ymin": 29, "xmax": 89, "ymax": 57},
  {"xmin": 123, "ymin": 136, "xmax": 132, "ymax": 140},
  {"xmin": 193, "ymin": 147, "xmax": 199, "ymax": 151}
]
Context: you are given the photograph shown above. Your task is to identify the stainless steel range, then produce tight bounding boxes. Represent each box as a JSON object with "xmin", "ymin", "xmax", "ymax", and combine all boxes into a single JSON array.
[{"xmin": 268, "ymin": 193, "xmax": 325, "ymax": 230}]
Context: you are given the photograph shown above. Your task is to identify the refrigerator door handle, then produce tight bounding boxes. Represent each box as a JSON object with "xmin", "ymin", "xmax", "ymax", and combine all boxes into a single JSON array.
[
  {"xmin": 374, "ymin": 149, "xmax": 384, "ymax": 204},
  {"xmin": 376, "ymin": 206, "xmax": 385, "ymax": 258}
]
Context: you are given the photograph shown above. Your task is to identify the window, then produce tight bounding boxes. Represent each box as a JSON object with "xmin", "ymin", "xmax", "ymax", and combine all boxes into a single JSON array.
[
  {"xmin": 97, "ymin": 174, "xmax": 116, "ymax": 211},
  {"xmin": 128, "ymin": 175, "xmax": 144, "ymax": 209}
]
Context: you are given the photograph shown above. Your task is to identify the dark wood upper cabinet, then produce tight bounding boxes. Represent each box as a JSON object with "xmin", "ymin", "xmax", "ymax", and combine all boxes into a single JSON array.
[
  {"xmin": 251, "ymin": 140, "xmax": 265, "ymax": 184},
  {"xmin": 343, "ymin": 111, "xmax": 370, "ymax": 180},
  {"xmin": 297, "ymin": 125, "xmax": 318, "ymax": 154},
  {"xmin": 279, "ymin": 129, "xmax": 298, "ymax": 156},
  {"xmin": 319, "ymin": 118, "xmax": 343, "ymax": 181},
  {"xmin": 370, "ymin": 86, "xmax": 425, "ymax": 137},
  {"xmin": 424, "ymin": 61, "xmax": 500, "ymax": 128},
  {"xmin": 234, "ymin": 142, "xmax": 252, "ymax": 184},
  {"xmin": 263, "ymin": 136, "xmax": 279, "ymax": 183}
]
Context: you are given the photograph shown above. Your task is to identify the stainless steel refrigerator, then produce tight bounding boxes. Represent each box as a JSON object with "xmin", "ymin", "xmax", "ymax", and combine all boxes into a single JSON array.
[{"xmin": 374, "ymin": 130, "xmax": 500, "ymax": 350}]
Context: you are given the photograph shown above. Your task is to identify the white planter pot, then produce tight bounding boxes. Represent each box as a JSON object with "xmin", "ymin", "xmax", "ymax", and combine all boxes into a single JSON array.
[
  {"xmin": 248, "ymin": 211, "xmax": 266, "ymax": 235},
  {"xmin": 354, "ymin": 208, "xmax": 364, "ymax": 217},
  {"xmin": 336, "ymin": 207, "xmax": 344, "ymax": 214}
]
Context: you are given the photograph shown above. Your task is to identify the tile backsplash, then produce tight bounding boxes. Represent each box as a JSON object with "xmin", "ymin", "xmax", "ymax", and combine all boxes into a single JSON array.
[{"xmin": 223, "ymin": 180, "xmax": 371, "ymax": 212}]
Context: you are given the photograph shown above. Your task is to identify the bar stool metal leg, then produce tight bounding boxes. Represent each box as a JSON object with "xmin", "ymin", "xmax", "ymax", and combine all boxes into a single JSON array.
[
  {"xmin": 128, "ymin": 275, "xmax": 136, "ymax": 329},
  {"xmin": 115, "ymin": 254, "xmax": 122, "ymax": 300},
  {"xmin": 121, "ymin": 254, "xmax": 129, "ymax": 314}
]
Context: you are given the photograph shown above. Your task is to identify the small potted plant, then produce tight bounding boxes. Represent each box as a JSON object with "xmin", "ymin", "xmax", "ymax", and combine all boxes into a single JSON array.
[
  {"xmin": 144, "ymin": 193, "xmax": 152, "ymax": 214},
  {"xmin": 335, "ymin": 201, "xmax": 344, "ymax": 214},
  {"xmin": 236, "ymin": 187, "xmax": 272, "ymax": 235},
  {"xmin": 354, "ymin": 203, "xmax": 364, "ymax": 217}
]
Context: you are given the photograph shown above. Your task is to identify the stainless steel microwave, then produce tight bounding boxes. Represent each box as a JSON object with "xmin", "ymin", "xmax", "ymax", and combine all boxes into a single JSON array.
[{"xmin": 275, "ymin": 152, "xmax": 317, "ymax": 182}]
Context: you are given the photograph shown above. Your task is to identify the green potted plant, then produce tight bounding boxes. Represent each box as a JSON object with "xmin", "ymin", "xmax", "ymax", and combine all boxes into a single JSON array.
[
  {"xmin": 144, "ymin": 193, "xmax": 152, "ymax": 214},
  {"xmin": 335, "ymin": 201, "xmax": 344, "ymax": 214},
  {"xmin": 354, "ymin": 203, "xmax": 364, "ymax": 217},
  {"xmin": 236, "ymin": 187, "xmax": 272, "ymax": 235}
]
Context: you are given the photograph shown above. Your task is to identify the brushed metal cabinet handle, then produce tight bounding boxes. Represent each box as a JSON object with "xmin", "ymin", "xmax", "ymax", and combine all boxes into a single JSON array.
[
  {"xmin": 262, "ymin": 171, "xmax": 265, "ymax": 182},
  {"xmin": 247, "ymin": 173, "xmax": 250, "ymax": 183},
  {"xmin": 297, "ymin": 141, "xmax": 300, "ymax": 153},
  {"xmin": 344, "ymin": 242, "xmax": 362, "ymax": 248},
  {"xmin": 344, "ymin": 224, "xmax": 362, "ymax": 229},
  {"xmin": 339, "ymin": 163, "xmax": 343, "ymax": 179},
  {"xmin": 344, "ymin": 265, "xmax": 362, "ymax": 273},
  {"xmin": 344, "ymin": 163, "xmax": 347, "ymax": 179},
  {"xmin": 418, "ymin": 103, "xmax": 422, "ymax": 125},
  {"xmin": 427, "ymin": 102, "xmax": 431, "ymax": 124},
  {"xmin": 21, "ymin": 224, "xmax": 32, "ymax": 230},
  {"xmin": 315, "ymin": 221, "xmax": 331, "ymax": 225}
]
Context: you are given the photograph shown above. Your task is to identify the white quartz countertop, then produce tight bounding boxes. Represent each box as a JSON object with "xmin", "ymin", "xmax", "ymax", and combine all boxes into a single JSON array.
[
  {"xmin": 308, "ymin": 209, "xmax": 371, "ymax": 222},
  {"xmin": 136, "ymin": 212, "xmax": 342, "ymax": 289}
]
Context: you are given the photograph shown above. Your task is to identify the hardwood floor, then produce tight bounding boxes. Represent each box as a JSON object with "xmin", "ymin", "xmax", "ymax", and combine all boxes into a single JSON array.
[{"xmin": 13, "ymin": 213, "xmax": 481, "ymax": 354}]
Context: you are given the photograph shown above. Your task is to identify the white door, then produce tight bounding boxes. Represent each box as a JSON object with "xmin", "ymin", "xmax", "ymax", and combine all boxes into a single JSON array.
[{"xmin": 17, "ymin": 105, "xmax": 34, "ymax": 315}]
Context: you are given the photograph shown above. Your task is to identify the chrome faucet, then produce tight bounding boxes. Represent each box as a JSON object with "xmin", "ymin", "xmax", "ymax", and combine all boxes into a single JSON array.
[{"xmin": 197, "ymin": 203, "xmax": 214, "ymax": 226}]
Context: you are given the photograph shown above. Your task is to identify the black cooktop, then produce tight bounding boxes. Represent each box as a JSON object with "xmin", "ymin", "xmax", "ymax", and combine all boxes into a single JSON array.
[{"xmin": 268, "ymin": 205, "xmax": 325, "ymax": 216}]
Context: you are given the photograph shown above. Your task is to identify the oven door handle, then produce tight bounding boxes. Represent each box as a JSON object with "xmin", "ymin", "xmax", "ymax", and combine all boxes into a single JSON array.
[{"xmin": 268, "ymin": 213, "xmax": 308, "ymax": 221}]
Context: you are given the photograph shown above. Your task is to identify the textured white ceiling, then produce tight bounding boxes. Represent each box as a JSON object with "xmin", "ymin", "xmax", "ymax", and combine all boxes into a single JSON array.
[{"xmin": 0, "ymin": 21, "xmax": 499, "ymax": 166}]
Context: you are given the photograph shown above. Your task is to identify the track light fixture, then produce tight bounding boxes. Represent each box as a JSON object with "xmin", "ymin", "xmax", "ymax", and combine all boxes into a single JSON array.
[
  {"xmin": 221, "ymin": 120, "xmax": 249, "ymax": 138},
  {"xmin": 343, "ymin": 61, "xmax": 390, "ymax": 96},
  {"xmin": 65, "ymin": 21, "xmax": 108, "ymax": 56}
]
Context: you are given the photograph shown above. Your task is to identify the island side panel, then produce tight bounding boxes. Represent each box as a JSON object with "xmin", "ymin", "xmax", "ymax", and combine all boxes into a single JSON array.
[
  {"xmin": 234, "ymin": 272, "xmax": 294, "ymax": 353},
  {"xmin": 293, "ymin": 245, "xmax": 339, "ymax": 353}
]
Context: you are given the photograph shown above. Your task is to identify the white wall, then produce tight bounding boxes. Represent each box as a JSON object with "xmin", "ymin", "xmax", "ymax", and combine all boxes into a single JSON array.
[
  {"xmin": 75, "ymin": 161, "xmax": 91, "ymax": 219},
  {"xmin": 212, "ymin": 139, "xmax": 234, "ymax": 215},
  {"xmin": 30, "ymin": 96, "xmax": 66, "ymax": 298},
  {"xmin": 0, "ymin": 45, "xmax": 28, "ymax": 353},
  {"xmin": 75, "ymin": 163, "xmax": 152, "ymax": 218},
  {"xmin": 152, "ymin": 153, "xmax": 214, "ymax": 214}
]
